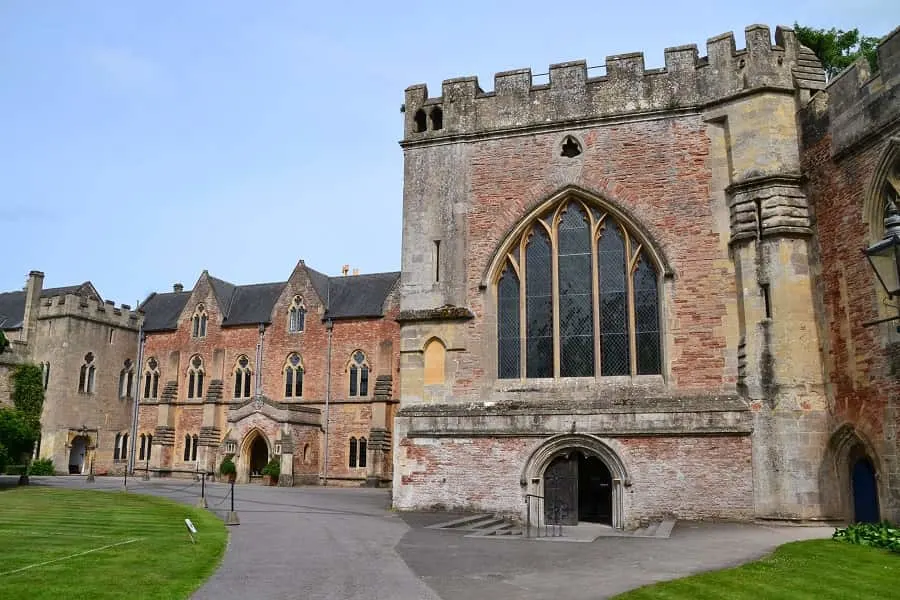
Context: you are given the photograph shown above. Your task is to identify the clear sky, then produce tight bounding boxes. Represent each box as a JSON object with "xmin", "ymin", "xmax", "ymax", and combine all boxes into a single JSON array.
[{"xmin": 1, "ymin": 1, "xmax": 896, "ymax": 305}]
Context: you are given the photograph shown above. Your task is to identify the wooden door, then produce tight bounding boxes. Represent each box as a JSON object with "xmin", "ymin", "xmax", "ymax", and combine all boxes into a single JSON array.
[{"xmin": 544, "ymin": 454, "xmax": 578, "ymax": 526}]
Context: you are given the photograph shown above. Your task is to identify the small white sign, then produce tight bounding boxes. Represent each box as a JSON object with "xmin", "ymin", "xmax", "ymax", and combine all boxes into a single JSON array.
[{"xmin": 185, "ymin": 518, "xmax": 197, "ymax": 543}]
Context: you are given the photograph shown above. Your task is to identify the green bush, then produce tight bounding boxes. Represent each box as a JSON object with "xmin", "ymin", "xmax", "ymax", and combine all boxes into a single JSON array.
[
  {"xmin": 3, "ymin": 464, "xmax": 28, "ymax": 476},
  {"xmin": 261, "ymin": 458, "xmax": 280, "ymax": 477},
  {"xmin": 28, "ymin": 458, "xmax": 55, "ymax": 475},
  {"xmin": 219, "ymin": 457, "xmax": 236, "ymax": 476},
  {"xmin": 833, "ymin": 521, "xmax": 900, "ymax": 553}
]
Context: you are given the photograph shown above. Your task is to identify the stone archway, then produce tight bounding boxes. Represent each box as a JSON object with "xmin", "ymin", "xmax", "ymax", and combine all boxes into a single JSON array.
[
  {"xmin": 238, "ymin": 429, "xmax": 271, "ymax": 484},
  {"xmin": 522, "ymin": 434, "xmax": 629, "ymax": 529},
  {"xmin": 822, "ymin": 424, "xmax": 882, "ymax": 523},
  {"xmin": 68, "ymin": 436, "xmax": 88, "ymax": 474}
]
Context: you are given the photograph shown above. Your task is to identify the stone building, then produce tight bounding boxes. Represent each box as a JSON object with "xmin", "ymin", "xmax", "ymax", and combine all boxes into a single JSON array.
[
  {"xmin": 393, "ymin": 25, "xmax": 900, "ymax": 528},
  {"xmin": 136, "ymin": 261, "xmax": 399, "ymax": 486},
  {"xmin": 0, "ymin": 271, "xmax": 141, "ymax": 475}
]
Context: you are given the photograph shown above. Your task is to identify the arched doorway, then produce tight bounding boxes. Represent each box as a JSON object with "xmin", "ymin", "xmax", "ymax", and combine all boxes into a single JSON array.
[
  {"xmin": 68, "ymin": 436, "xmax": 87, "ymax": 474},
  {"xmin": 543, "ymin": 451, "xmax": 613, "ymax": 525},
  {"xmin": 249, "ymin": 436, "xmax": 269, "ymax": 479},
  {"xmin": 852, "ymin": 457, "xmax": 880, "ymax": 523}
]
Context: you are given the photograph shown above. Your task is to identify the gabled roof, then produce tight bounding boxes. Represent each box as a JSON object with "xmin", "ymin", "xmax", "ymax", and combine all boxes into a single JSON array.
[
  {"xmin": 0, "ymin": 283, "xmax": 101, "ymax": 330},
  {"xmin": 139, "ymin": 265, "xmax": 400, "ymax": 332},
  {"xmin": 139, "ymin": 291, "xmax": 192, "ymax": 332}
]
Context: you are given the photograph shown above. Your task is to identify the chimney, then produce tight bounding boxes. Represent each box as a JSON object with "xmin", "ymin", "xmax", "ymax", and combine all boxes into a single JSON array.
[
  {"xmin": 22, "ymin": 270, "xmax": 44, "ymax": 345},
  {"xmin": 342, "ymin": 264, "xmax": 350, "ymax": 276},
  {"xmin": 352, "ymin": 268, "xmax": 359, "ymax": 276},
  {"xmin": 173, "ymin": 283, "xmax": 184, "ymax": 293}
]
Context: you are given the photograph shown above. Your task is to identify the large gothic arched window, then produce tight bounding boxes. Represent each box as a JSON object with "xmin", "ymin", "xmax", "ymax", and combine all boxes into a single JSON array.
[{"xmin": 496, "ymin": 197, "xmax": 661, "ymax": 379}]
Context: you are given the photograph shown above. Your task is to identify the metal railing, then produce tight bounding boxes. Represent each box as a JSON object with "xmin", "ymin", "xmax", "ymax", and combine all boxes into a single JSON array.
[{"xmin": 525, "ymin": 494, "xmax": 563, "ymax": 538}]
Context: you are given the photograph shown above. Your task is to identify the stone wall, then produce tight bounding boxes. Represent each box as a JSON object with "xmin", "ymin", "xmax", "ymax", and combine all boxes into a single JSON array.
[{"xmin": 800, "ymin": 27, "xmax": 900, "ymax": 522}]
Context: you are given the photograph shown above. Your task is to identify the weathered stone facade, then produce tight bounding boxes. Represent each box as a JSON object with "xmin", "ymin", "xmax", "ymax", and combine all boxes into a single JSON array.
[
  {"xmin": 0, "ymin": 271, "xmax": 141, "ymax": 475},
  {"xmin": 136, "ymin": 261, "xmax": 400, "ymax": 486},
  {"xmin": 394, "ymin": 24, "xmax": 900, "ymax": 528}
]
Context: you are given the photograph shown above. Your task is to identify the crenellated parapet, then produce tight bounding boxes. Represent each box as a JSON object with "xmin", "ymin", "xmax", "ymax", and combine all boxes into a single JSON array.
[
  {"xmin": 403, "ymin": 25, "xmax": 825, "ymax": 142},
  {"xmin": 38, "ymin": 293, "xmax": 142, "ymax": 330},
  {"xmin": 802, "ymin": 25, "xmax": 900, "ymax": 157}
]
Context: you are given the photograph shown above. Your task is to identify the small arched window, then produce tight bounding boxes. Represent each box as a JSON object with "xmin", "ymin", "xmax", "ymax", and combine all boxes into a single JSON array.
[
  {"xmin": 284, "ymin": 353, "xmax": 304, "ymax": 398},
  {"xmin": 191, "ymin": 305, "xmax": 208, "ymax": 338},
  {"xmin": 187, "ymin": 355, "xmax": 204, "ymax": 399},
  {"xmin": 78, "ymin": 353, "xmax": 96, "ymax": 393},
  {"xmin": 358, "ymin": 437, "xmax": 367, "ymax": 468},
  {"xmin": 495, "ymin": 197, "xmax": 661, "ymax": 379},
  {"xmin": 143, "ymin": 357, "xmax": 160, "ymax": 399},
  {"xmin": 114, "ymin": 432, "xmax": 128, "ymax": 462},
  {"xmin": 41, "ymin": 361, "xmax": 50, "ymax": 390},
  {"xmin": 349, "ymin": 437, "xmax": 358, "ymax": 468},
  {"xmin": 233, "ymin": 355, "xmax": 252, "ymax": 398},
  {"xmin": 423, "ymin": 339, "xmax": 446, "ymax": 385},
  {"xmin": 413, "ymin": 109, "xmax": 427, "ymax": 133},
  {"xmin": 118, "ymin": 359, "xmax": 134, "ymax": 399},
  {"xmin": 429, "ymin": 107, "xmax": 443, "ymax": 131},
  {"xmin": 348, "ymin": 351, "xmax": 369, "ymax": 397},
  {"xmin": 288, "ymin": 296, "xmax": 306, "ymax": 333},
  {"xmin": 139, "ymin": 434, "xmax": 146, "ymax": 461}
]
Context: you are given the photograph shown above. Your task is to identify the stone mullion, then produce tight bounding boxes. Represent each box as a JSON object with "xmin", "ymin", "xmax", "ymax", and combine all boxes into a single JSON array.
[
  {"xmin": 591, "ymin": 213, "xmax": 605, "ymax": 377},
  {"xmin": 550, "ymin": 216, "xmax": 561, "ymax": 379},
  {"xmin": 624, "ymin": 230, "xmax": 638, "ymax": 376},
  {"xmin": 518, "ymin": 237, "xmax": 528, "ymax": 380}
]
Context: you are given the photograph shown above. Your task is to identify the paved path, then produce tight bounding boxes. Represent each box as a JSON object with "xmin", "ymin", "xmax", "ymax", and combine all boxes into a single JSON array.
[{"xmin": 29, "ymin": 476, "xmax": 834, "ymax": 599}]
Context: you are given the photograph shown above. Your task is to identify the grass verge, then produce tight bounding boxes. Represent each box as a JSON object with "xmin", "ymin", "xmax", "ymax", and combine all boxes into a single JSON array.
[
  {"xmin": 613, "ymin": 538, "xmax": 898, "ymax": 599},
  {"xmin": 0, "ymin": 487, "xmax": 227, "ymax": 600}
]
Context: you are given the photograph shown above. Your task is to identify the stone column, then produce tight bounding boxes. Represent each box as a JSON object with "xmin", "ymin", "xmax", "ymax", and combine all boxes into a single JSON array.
[{"xmin": 278, "ymin": 434, "xmax": 294, "ymax": 487}]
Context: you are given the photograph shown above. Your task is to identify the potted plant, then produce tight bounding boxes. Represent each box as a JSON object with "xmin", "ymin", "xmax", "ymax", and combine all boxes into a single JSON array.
[
  {"xmin": 219, "ymin": 456, "xmax": 237, "ymax": 483},
  {"xmin": 261, "ymin": 457, "xmax": 280, "ymax": 486}
]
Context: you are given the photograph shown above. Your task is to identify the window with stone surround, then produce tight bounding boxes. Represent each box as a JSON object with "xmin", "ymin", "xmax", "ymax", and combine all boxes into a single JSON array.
[
  {"xmin": 113, "ymin": 432, "xmax": 128, "ymax": 462},
  {"xmin": 78, "ymin": 353, "xmax": 96, "ymax": 393},
  {"xmin": 187, "ymin": 355, "xmax": 204, "ymax": 399},
  {"xmin": 495, "ymin": 196, "xmax": 661, "ymax": 379},
  {"xmin": 288, "ymin": 296, "xmax": 306, "ymax": 333},
  {"xmin": 349, "ymin": 437, "xmax": 358, "ymax": 467},
  {"xmin": 348, "ymin": 351, "xmax": 369, "ymax": 397},
  {"xmin": 118, "ymin": 359, "xmax": 134, "ymax": 399},
  {"xmin": 358, "ymin": 437, "xmax": 367, "ymax": 468},
  {"xmin": 284, "ymin": 353, "xmax": 304, "ymax": 398},
  {"xmin": 138, "ymin": 433, "xmax": 153, "ymax": 461},
  {"xmin": 233, "ymin": 355, "xmax": 252, "ymax": 398},
  {"xmin": 191, "ymin": 305, "xmax": 208, "ymax": 338},
  {"xmin": 143, "ymin": 357, "xmax": 160, "ymax": 399},
  {"xmin": 183, "ymin": 434, "xmax": 198, "ymax": 461},
  {"xmin": 41, "ymin": 362, "xmax": 50, "ymax": 390}
]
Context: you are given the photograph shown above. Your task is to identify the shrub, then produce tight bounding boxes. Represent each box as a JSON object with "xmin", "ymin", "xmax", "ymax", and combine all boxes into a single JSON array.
[
  {"xmin": 28, "ymin": 458, "xmax": 55, "ymax": 475},
  {"xmin": 262, "ymin": 458, "xmax": 280, "ymax": 478},
  {"xmin": 219, "ymin": 457, "xmax": 236, "ymax": 476},
  {"xmin": 833, "ymin": 521, "xmax": 900, "ymax": 553}
]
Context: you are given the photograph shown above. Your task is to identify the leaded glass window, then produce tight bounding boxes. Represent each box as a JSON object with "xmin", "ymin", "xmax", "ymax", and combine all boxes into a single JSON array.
[
  {"xmin": 495, "ymin": 197, "xmax": 661, "ymax": 379},
  {"xmin": 349, "ymin": 351, "xmax": 369, "ymax": 397},
  {"xmin": 234, "ymin": 355, "xmax": 252, "ymax": 398},
  {"xmin": 284, "ymin": 353, "xmax": 304, "ymax": 398}
]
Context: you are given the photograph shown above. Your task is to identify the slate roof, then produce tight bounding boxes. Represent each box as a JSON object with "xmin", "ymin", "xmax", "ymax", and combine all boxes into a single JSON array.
[
  {"xmin": 139, "ymin": 267, "xmax": 399, "ymax": 332},
  {"xmin": 0, "ymin": 283, "xmax": 100, "ymax": 330}
]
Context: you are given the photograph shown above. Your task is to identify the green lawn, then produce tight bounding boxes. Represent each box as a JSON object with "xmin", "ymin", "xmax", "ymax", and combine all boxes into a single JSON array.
[
  {"xmin": 614, "ymin": 539, "xmax": 898, "ymax": 599},
  {"xmin": 0, "ymin": 487, "xmax": 227, "ymax": 600}
]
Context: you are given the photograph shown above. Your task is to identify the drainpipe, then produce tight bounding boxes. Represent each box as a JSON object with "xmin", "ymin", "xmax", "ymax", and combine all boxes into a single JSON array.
[
  {"xmin": 127, "ymin": 328, "xmax": 145, "ymax": 475},
  {"xmin": 324, "ymin": 318, "xmax": 333, "ymax": 486},
  {"xmin": 255, "ymin": 323, "xmax": 265, "ymax": 396}
]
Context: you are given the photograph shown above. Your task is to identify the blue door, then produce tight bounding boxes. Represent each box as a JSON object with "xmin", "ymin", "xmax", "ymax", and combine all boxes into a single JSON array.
[{"xmin": 852, "ymin": 458, "xmax": 880, "ymax": 523}]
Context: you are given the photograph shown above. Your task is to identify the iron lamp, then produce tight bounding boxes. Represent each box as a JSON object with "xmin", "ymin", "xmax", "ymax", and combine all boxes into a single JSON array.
[{"xmin": 865, "ymin": 199, "xmax": 900, "ymax": 298}]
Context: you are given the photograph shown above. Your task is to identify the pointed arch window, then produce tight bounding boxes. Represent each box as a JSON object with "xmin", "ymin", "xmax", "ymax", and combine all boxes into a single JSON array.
[
  {"xmin": 143, "ymin": 357, "xmax": 160, "ymax": 399},
  {"xmin": 187, "ymin": 355, "xmax": 204, "ymax": 399},
  {"xmin": 78, "ymin": 353, "xmax": 96, "ymax": 393},
  {"xmin": 288, "ymin": 296, "xmax": 307, "ymax": 333},
  {"xmin": 138, "ymin": 433, "xmax": 153, "ymax": 461},
  {"xmin": 495, "ymin": 198, "xmax": 661, "ymax": 379},
  {"xmin": 349, "ymin": 437, "xmax": 358, "ymax": 467},
  {"xmin": 41, "ymin": 361, "xmax": 50, "ymax": 390},
  {"xmin": 233, "ymin": 355, "xmax": 252, "ymax": 398},
  {"xmin": 183, "ymin": 434, "xmax": 198, "ymax": 461},
  {"xmin": 358, "ymin": 437, "xmax": 367, "ymax": 468},
  {"xmin": 118, "ymin": 359, "xmax": 134, "ymax": 399},
  {"xmin": 348, "ymin": 351, "xmax": 369, "ymax": 397},
  {"xmin": 114, "ymin": 432, "xmax": 128, "ymax": 462},
  {"xmin": 191, "ymin": 305, "xmax": 208, "ymax": 338},
  {"xmin": 284, "ymin": 353, "xmax": 304, "ymax": 398}
]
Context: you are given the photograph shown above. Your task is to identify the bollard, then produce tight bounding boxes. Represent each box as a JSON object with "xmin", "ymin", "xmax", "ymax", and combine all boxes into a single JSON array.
[
  {"xmin": 197, "ymin": 472, "xmax": 208, "ymax": 508},
  {"xmin": 225, "ymin": 479, "xmax": 240, "ymax": 526},
  {"xmin": 86, "ymin": 457, "xmax": 95, "ymax": 483},
  {"xmin": 123, "ymin": 464, "xmax": 128, "ymax": 491}
]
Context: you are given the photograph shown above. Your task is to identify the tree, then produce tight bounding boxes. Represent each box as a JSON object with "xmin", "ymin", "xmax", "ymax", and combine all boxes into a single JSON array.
[
  {"xmin": 11, "ymin": 364, "xmax": 44, "ymax": 428},
  {"xmin": 0, "ymin": 331, "xmax": 9, "ymax": 354},
  {"xmin": 0, "ymin": 364, "xmax": 44, "ymax": 471},
  {"xmin": 794, "ymin": 23, "xmax": 881, "ymax": 80}
]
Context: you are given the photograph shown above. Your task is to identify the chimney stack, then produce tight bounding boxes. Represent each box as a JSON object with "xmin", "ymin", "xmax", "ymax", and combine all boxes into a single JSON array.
[
  {"xmin": 22, "ymin": 270, "xmax": 45, "ymax": 345},
  {"xmin": 342, "ymin": 264, "xmax": 350, "ymax": 276},
  {"xmin": 173, "ymin": 283, "xmax": 184, "ymax": 293},
  {"xmin": 352, "ymin": 268, "xmax": 359, "ymax": 276}
]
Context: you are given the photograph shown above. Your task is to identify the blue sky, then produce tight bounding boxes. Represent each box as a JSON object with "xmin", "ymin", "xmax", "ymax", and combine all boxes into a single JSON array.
[{"xmin": 0, "ymin": 2, "xmax": 896, "ymax": 305}]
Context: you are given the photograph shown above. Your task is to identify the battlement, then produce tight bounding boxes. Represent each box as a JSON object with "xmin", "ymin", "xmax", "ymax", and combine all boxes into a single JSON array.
[
  {"xmin": 803, "ymin": 25, "xmax": 900, "ymax": 156},
  {"xmin": 402, "ymin": 25, "xmax": 825, "ymax": 142},
  {"xmin": 37, "ymin": 293, "xmax": 142, "ymax": 330}
]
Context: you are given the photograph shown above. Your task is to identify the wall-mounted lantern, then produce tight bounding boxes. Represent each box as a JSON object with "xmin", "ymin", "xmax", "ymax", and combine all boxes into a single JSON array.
[{"xmin": 864, "ymin": 199, "xmax": 900, "ymax": 329}]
